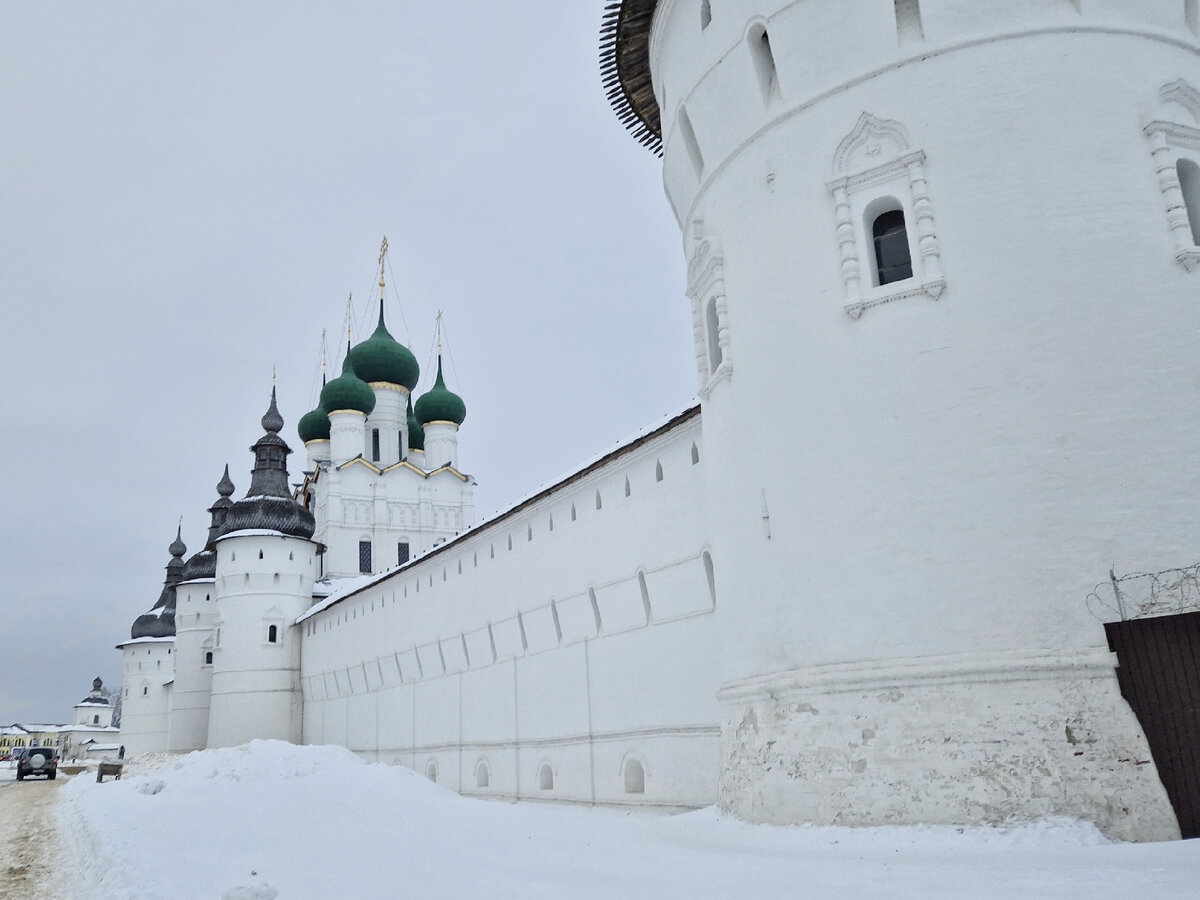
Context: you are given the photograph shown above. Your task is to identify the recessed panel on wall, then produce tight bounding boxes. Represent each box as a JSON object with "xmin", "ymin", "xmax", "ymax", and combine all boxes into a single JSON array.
[
  {"xmin": 441, "ymin": 636, "xmax": 469, "ymax": 675},
  {"xmin": 594, "ymin": 579, "xmax": 649, "ymax": 634},
  {"xmin": 520, "ymin": 605, "xmax": 559, "ymax": 654},
  {"xmin": 464, "ymin": 626, "xmax": 495, "ymax": 669},
  {"xmin": 555, "ymin": 593, "xmax": 599, "ymax": 644},
  {"xmin": 644, "ymin": 558, "xmax": 712, "ymax": 621},
  {"xmin": 492, "ymin": 616, "xmax": 525, "ymax": 662}
]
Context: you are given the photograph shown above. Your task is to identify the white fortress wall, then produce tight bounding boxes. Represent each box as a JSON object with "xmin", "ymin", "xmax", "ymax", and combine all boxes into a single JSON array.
[{"xmin": 299, "ymin": 408, "xmax": 721, "ymax": 808}]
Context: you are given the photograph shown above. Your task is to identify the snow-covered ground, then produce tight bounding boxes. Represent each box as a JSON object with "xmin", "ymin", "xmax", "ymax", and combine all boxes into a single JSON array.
[{"xmin": 55, "ymin": 741, "xmax": 1200, "ymax": 899}]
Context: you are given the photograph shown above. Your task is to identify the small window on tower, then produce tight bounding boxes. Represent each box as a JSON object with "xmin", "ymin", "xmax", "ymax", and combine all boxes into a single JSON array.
[
  {"xmin": 205, "ymin": 651, "xmax": 213, "ymax": 665},
  {"xmin": 268, "ymin": 624, "xmax": 278, "ymax": 644},
  {"xmin": 359, "ymin": 541, "xmax": 372, "ymax": 574},
  {"xmin": 93, "ymin": 715, "xmax": 99, "ymax": 725},
  {"xmin": 398, "ymin": 542, "xmax": 410, "ymax": 566},
  {"xmin": 1179, "ymin": 158, "xmax": 1200, "ymax": 245},
  {"xmin": 872, "ymin": 209, "xmax": 913, "ymax": 285},
  {"xmin": 372, "ymin": 428, "xmax": 381, "ymax": 462}
]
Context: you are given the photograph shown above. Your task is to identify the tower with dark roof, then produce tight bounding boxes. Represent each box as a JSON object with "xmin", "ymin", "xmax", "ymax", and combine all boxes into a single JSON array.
[
  {"xmin": 206, "ymin": 390, "xmax": 320, "ymax": 748},
  {"xmin": 169, "ymin": 465, "xmax": 236, "ymax": 753},
  {"xmin": 116, "ymin": 526, "xmax": 186, "ymax": 754}
]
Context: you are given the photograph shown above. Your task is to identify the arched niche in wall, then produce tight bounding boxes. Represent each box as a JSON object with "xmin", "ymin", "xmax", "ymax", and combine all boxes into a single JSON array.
[{"xmin": 827, "ymin": 113, "xmax": 946, "ymax": 318}]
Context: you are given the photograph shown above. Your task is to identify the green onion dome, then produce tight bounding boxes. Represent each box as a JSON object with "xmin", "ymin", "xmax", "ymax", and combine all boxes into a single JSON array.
[
  {"xmin": 406, "ymin": 394, "xmax": 424, "ymax": 452},
  {"xmin": 297, "ymin": 405, "xmax": 331, "ymax": 442},
  {"xmin": 320, "ymin": 353, "xmax": 376, "ymax": 415},
  {"xmin": 348, "ymin": 302, "xmax": 419, "ymax": 390},
  {"xmin": 414, "ymin": 357, "xmax": 466, "ymax": 426}
]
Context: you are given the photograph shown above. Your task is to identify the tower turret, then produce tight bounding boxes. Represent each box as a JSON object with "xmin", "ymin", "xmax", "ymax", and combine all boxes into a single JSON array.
[
  {"xmin": 320, "ymin": 351, "xmax": 375, "ymax": 466},
  {"xmin": 207, "ymin": 389, "xmax": 319, "ymax": 748},
  {"xmin": 601, "ymin": 0, "xmax": 1199, "ymax": 840}
]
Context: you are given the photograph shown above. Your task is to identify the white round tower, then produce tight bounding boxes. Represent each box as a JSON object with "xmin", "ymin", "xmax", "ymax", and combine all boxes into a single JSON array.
[
  {"xmin": 603, "ymin": 0, "xmax": 1200, "ymax": 840},
  {"xmin": 117, "ymin": 526, "xmax": 186, "ymax": 755},
  {"xmin": 168, "ymin": 466, "xmax": 235, "ymax": 753},
  {"xmin": 206, "ymin": 390, "xmax": 319, "ymax": 748}
]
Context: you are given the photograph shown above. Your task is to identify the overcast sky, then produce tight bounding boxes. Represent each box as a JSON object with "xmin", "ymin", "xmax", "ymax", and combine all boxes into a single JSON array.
[{"xmin": 0, "ymin": 2, "xmax": 692, "ymax": 724}]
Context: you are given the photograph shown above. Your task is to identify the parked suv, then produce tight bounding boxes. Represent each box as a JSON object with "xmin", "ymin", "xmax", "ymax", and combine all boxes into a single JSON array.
[{"xmin": 15, "ymin": 746, "xmax": 58, "ymax": 780}]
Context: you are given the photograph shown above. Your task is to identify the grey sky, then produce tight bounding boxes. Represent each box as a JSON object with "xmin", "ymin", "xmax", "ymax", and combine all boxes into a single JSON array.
[{"xmin": 0, "ymin": 2, "xmax": 691, "ymax": 723}]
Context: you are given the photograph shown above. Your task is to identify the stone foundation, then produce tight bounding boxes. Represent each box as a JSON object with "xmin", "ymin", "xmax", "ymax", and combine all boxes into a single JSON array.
[{"xmin": 717, "ymin": 648, "xmax": 1179, "ymax": 842}]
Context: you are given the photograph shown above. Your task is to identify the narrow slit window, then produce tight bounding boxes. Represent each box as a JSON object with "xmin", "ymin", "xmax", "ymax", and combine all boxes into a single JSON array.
[
  {"xmin": 894, "ymin": 0, "xmax": 925, "ymax": 45},
  {"xmin": 267, "ymin": 624, "xmax": 278, "ymax": 644},
  {"xmin": 1179, "ymin": 158, "xmax": 1200, "ymax": 245},
  {"xmin": 678, "ymin": 106, "xmax": 705, "ymax": 179},
  {"xmin": 371, "ymin": 428, "xmax": 380, "ymax": 462},
  {"xmin": 701, "ymin": 0, "xmax": 712, "ymax": 29},
  {"xmin": 872, "ymin": 209, "xmax": 913, "ymax": 285},
  {"xmin": 748, "ymin": 25, "xmax": 779, "ymax": 104},
  {"xmin": 1187, "ymin": 0, "xmax": 1198, "ymax": 37}
]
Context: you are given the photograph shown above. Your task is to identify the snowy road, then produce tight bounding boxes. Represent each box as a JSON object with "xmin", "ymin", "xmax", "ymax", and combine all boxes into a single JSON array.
[{"xmin": 0, "ymin": 763, "xmax": 68, "ymax": 894}]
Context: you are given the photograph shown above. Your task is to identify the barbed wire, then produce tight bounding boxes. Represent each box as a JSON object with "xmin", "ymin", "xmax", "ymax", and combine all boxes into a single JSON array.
[{"xmin": 1085, "ymin": 562, "xmax": 1200, "ymax": 623}]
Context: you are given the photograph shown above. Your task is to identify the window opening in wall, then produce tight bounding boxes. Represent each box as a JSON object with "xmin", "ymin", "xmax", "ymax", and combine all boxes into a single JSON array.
[
  {"xmin": 1187, "ymin": 0, "xmax": 1198, "ymax": 36},
  {"xmin": 358, "ymin": 541, "xmax": 372, "ymax": 574},
  {"xmin": 93, "ymin": 714, "xmax": 100, "ymax": 724},
  {"xmin": 655, "ymin": 460, "xmax": 664, "ymax": 482},
  {"xmin": 570, "ymin": 503, "xmax": 577, "ymax": 521},
  {"xmin": 624, "ymin": 758, "xmax": 646, "ymax": 794},
  {"xmin": 705, "ymin": 296, "xmax": 722, "ymax": 371},
  {"xmin": 476, "ymin": 761, "xmax": 490, "ymax": 788},
  {"xmin": 703, "ymin": 550, "xmax": 718, "ymax": 608},
  {"xmin": 748, "ymin": 24, "xmax": 779, "ymax": 104},
  {"xmin": 258, "ymin": 549, "xmax": 264, "ymax": 560},
  {"xmin": 268, "ymin": 625, "xmax": 278, "ymax": 644},
  {"xmin": 490, "ymin": 544, "xmax": 495, "ymax": 559},
  {"xmin": 204, "ymin": 651, "xmax": 213, "ymax": 665},
  {"xmin": 143, "ymin": 687, "xmax": 148, "ymax": 696},
  {"xmin": 398, "ymin": 429, "xmax": 404, "ymax": 456},
  {"xmin": 548, "ymin": 514, "xmax": 554, "ymax": 531},
  {"xmin": 701, "ymin": 0, "xmax": 711, "ymax": 29},
  {"xmin": 872, "ymin": 209, "xmax": 913, "ymax": 285},
  {"xmin": 894, "ymin": 0, "xmax": 925, "ymax": 45},
  {"xmin": 371, "ymin": 428, "xmax": 380, "ymax": 462},
  {"xmin": 539, "ymin": 763, "xmax": 554, "ymax": 790},
  {"xmin": 691, "ymin": 442, "xmax": 700, "ymax": 464},
  {"xmin": 507, "ymin": 535, "xmax": 513, "ymax": 551},
  {"xmin": 595, "ymin": 490, "xmax": 603, "ymax": 510},
  {"xmin": 426, "ymin": 760, "xmax": 438, "ymax": 782},
  {"xmin": 288, "ymin": 551, "xmax": 293, "ymax": 561},
  {"xmin": 678, "ymin": 105, "xmax": 704, "ymax": 179},
  {"xmin": 638, "ymin": 570, "xmax": 652, "ymax": 623},
  {"xmin": 398, "ymin": 542, "xmax": 410, "ymax": 566},
  {"xmin": 527, "ymin": 525, "xmax": 533, "ymax": 541},
  {"xmin": 1179, "ymin": 158, "xmax": 1200, "ymax": 245},
  {"xmin": 624, "ymin": 477, "xmax": 631, "ymax": 497}
]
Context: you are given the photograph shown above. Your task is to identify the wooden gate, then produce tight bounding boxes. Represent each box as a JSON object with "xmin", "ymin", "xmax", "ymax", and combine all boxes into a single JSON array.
[{"xmin": 1105, "ymin": 610, "xmax": 1200, "ymax": 838}]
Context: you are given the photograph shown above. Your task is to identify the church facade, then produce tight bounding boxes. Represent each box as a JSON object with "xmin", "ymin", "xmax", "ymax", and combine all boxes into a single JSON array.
[{"xmin": 119, "ymin": 1, "xmax": 1200, "ymax": 840}]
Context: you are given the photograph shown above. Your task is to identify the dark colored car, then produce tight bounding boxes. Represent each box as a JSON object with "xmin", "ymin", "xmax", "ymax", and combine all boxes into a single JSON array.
[{"xmin": 15, "ymin": 746, "xmax": 58, "ymax": 780}]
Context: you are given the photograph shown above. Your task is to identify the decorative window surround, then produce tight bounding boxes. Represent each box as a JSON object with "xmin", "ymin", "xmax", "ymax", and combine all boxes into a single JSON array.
[
  {"xmin": 686, "ymin": 225, "xmax": 732, "ymax": 395},
  {"xmin": 1145, "ymin": 79, "xmax": 1200, "ymax": 272},
  {"xmin": 827, "ymin": 113, "xmax": 945, "ymax": 318}
]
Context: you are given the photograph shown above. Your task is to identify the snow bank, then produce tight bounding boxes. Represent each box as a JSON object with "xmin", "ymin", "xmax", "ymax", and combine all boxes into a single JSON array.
[{"xmin": 57, "ymin": 741, "xmax": 1200, "ymax": 899}]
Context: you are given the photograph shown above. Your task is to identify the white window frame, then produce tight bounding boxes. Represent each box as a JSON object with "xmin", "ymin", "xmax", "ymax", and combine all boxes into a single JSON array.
[
  {"xmin": 827, "ymin": 113, "xmax": 945, "ymax": 318},
  {"xmin": 1145, "ymin": 79, "xmax": 1200, "ymax": 272}
]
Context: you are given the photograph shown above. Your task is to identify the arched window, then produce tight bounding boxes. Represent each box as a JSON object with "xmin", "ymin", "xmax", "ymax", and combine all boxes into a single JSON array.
[
  {"xmin": 476, "ymin": 761, "xmax": 490, "ymax": 788},
  {"xmin": 1179, "ymin": 158, "xmax": 1200, "ymax": 245},
  {"xmin": 691, "ymin": 442, "xmax": 700, "ymax": 464},
  {"xmin": 655, "ymin": 460, "xmax": 664, "ymax": 482},
  {"xmin": 539, "ymin": 763, "xmax": 554, "ymax": 790},
  {"xmin": 204, "ymin": 651, "xmax": 213, "ymax": 665},
  {"xmin": 624, "ymin": 758, "xmax": 646, "ymax": 794},
  {"xmin": 705, "ymin": 296, "xmax": 722, "ymax": 371},
  {"xmin": 872, "ymin": 209, "xmax": 913, "ymax": 285},
  {"xmin": 700, "ymin": 0, "xmax": 711, "ymax": 29},
  {"xmin": 267, "ymin": 625, "xmax": 278, "ymax": 644},
  {"xmin": 426, "ymin": 760, "xmax": 438, "ymax": 782}
]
